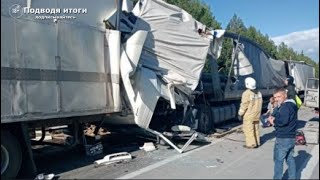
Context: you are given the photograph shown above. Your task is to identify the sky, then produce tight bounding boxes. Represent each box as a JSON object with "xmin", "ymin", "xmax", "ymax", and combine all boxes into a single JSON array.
[{"xmin": 204, "ymin": 0, "xmax": 319, "ymax": 62}]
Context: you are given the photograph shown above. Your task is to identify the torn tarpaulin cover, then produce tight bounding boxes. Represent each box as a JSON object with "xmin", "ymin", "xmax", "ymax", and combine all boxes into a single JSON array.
[
  {"xmin": 119, "ymin": 0, "xmax": 213, "ymax": 128},
  {"xmin": 131, "ymin": 0, "xmax": 210, "ymax": 91}
]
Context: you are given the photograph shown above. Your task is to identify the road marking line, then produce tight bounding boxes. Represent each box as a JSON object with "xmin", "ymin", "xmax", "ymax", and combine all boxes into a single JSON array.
[
  {"xmin": 116, "ymin": 138, "xmax": 224, "ymax": 179},
  {"xmin": 300, "ymin": 145, "xmax": 319, "ymax": 179}
]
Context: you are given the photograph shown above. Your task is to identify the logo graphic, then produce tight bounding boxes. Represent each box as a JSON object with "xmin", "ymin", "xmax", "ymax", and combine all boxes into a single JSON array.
[{"xmin": 9, "ymin": 4, "xmax": 23, "ymax": 18}]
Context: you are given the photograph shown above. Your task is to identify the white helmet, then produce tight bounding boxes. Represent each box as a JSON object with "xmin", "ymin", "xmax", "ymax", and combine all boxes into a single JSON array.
[{"xmin": 245, "ymin": 77, "xmax": 256, "ymax": 90}]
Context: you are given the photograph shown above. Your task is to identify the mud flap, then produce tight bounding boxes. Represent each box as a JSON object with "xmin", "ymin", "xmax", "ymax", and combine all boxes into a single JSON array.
[{"xmin": 18, "ymin": 123, "xmax": 37, "ymax": 178}]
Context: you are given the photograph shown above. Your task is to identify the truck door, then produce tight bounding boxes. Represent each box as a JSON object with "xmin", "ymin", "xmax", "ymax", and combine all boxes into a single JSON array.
[{"xmin": 304, "ymin": 78, "xmax": 319, "ymax": 109}]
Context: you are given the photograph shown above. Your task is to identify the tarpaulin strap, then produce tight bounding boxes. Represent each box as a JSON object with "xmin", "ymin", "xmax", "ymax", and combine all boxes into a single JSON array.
[
  {"xmin": 1, "ymin": 67, "xmax": 109, "ymax": 83},
  {"xmin": 167, "ymin": 83, "xmax": 176, "ymax": 109}
]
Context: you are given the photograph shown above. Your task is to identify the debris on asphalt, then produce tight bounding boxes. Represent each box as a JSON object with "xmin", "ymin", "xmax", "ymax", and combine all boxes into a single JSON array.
[
  {"xmin": 206, "ymin": 165, "xmax": 217, "ymax": 168},
  {"xmin": 94, "ymin": 152, "xmax": 132, "ymax": 166},
  {"xmin": 34, "ymin": 173, "xmax": 55, "ymax": 180},
  {"xmin": 140, "ymin": 142, "xmax": 157, "ymax": 152},
  {"xmin": 171, "ymin": 125, "xmax": 191, "ymax": 132},
  {"xmin": 216, "ymin": 158, "xmax": 224, "ymax": 163}
]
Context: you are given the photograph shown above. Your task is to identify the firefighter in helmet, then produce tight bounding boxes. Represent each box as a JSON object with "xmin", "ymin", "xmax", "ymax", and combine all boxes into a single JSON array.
[{"xmin": 238, "ymin": 77, "xmax": 263, "ymax": 148}]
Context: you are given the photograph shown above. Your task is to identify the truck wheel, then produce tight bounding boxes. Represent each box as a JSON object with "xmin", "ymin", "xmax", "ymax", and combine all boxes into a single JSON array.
[
  {"xmin": 197, "ymin": 105, "xmax": 212, "ymax": 134},
  {"xmin": 1, "ymin": 130, "xmax": 22, "ymax": 179}
]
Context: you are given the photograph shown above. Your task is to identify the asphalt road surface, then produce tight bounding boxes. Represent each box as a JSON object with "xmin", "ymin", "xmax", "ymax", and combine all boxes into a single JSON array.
[{"xmin": 34, "ymin": 107, "xmax": 319, "ymax": 179}]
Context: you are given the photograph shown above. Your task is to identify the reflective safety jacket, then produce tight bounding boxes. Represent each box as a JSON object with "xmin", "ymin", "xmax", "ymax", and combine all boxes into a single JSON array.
[{"xmin": 238, "ymin": 89, "xmax": 263, "ymax": 121}]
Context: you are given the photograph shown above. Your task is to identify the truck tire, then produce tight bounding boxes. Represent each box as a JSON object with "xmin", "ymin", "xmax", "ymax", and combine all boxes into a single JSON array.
[
  {"xmin": 197, "ymin": 105, "xmax": 212, "ymax": 134},
  {"xmin": 1, "ymin": 130, "xmax": 22, "ymax": 179}
]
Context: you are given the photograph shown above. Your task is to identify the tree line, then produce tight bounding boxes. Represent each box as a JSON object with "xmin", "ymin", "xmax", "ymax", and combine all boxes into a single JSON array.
[{"xmin": 164, "ymin": 0, "xmax": 319, "ymax": 78}]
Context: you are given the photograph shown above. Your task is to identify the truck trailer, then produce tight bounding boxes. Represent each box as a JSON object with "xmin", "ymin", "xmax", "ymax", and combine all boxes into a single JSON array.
[
  {"xmin": 1, "ymin": 0, "xmax": 315, "ymax": 178},
  {"xmin": 1, "ymin": 0, "xmax": 221, "ymax": 178}
]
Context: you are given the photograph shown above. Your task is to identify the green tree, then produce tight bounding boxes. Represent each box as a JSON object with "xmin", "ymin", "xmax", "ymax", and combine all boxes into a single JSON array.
[
  {"xmin": 275, "ymin": 42, "xmax": 318, "ymax": 77},
  {"xmin": 226, "ymin": 14, "xmax": 247, "ymax": 34},
  {"xmin": 165, "ymin": 0, "xmax": 221, "ymax": 73},
  {"xmin": 165, "ymin": 0, "xmax": 221, "ymax": 29},
  {"xmin": 243, "ymin": 26, "xmax": 277, "ymax": 59},
  {"xmin": 216, "ymin": 39, "xmax": 233, "ymax": 74},
  {"xmin": 276, "ymin": 42, "xmax": 290, "ymax": 60},
  {"xmin": 217, "ymin": 14, "xmax": 248, "ymax": 74}
]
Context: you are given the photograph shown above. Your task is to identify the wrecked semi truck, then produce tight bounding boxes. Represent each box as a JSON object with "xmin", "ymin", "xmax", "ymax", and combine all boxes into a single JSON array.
[
  {"xmin": 1, "ymin": 0, "xmax": 294, "ymax": 178},
  {"xmin": 1, "ymin": 0, "xmax": 227, "ymax": 178},
  {"xmin": 110, "ymin": 0, "xmax": 293, "ymax": 139},
  {"xmin": 180, "ymin": 31, "xmax": 289, "ymax": 133},
  {"xmin": 191, "ymin": 33, "xmax": 317, "ymax": 133},
  {"xmin": 283, "ymin": 60, "xmax": 315, "ymax": 98},
  {"xmin": 1, "ymin": 0, "xmax": 127, "ymax": 178}
]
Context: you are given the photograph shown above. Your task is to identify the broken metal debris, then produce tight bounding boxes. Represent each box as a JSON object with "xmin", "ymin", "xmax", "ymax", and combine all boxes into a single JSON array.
[
  {"xmin": 94, "ymin": 152, "xmax": 132, "ymax": 167},
  {"xmin": 206, "ymin": 165, "xmax": 217, "ymax": 168}
]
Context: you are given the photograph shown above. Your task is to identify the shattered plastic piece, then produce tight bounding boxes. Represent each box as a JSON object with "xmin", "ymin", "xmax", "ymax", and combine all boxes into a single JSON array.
[
  {"xmin": 45, "ymin": 174, "xmax": 55, "ymax": 180},
  {"xmin": 139, "ymin": 142, "xmax": 156, "ymax": 152},
  {"xmin": 94, "ymin": 152, "xmax": 132, "ymax": 165},
  {"xmin": 171, "ymin": 125, "xmax": 191, "ymax": 132},
  {"xmin": 206, "ymin": 165, "xmax": 217, "ymax": 168},
  {"xmin": 35, "ymin": 174, "xmax": 44, "ymax": 180},
  {"xmin": 34, "ymin": 173, "xmax": 55, "ymax": 180}
]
